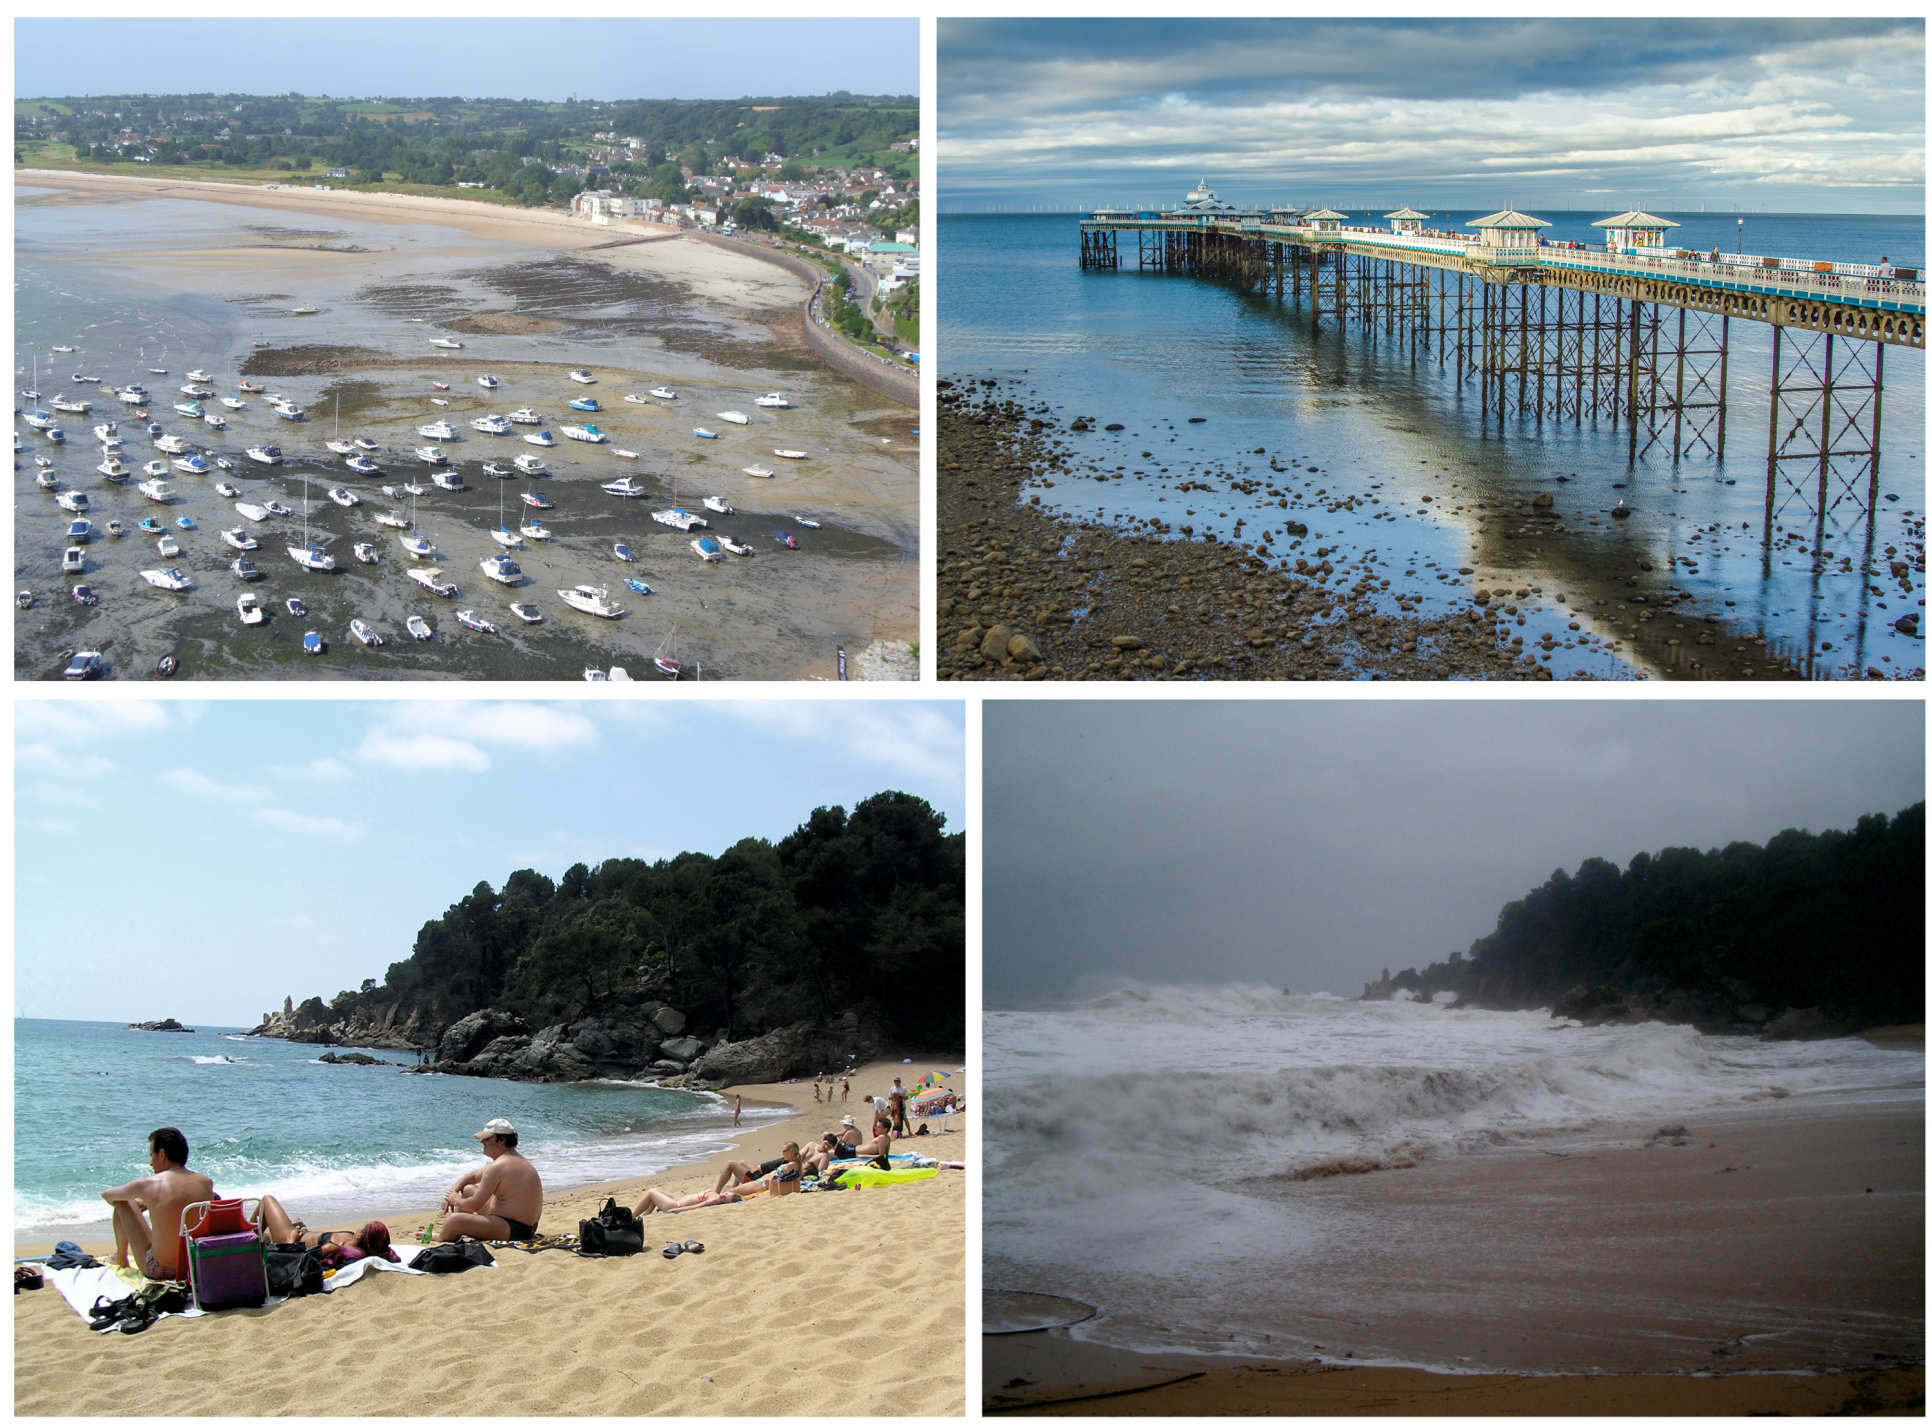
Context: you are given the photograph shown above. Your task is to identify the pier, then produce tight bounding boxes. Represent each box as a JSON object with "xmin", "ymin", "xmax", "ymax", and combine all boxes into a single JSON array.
[{"xmin": 1078, "ymin": 200, "xmax": 1924, "ymax": 539}]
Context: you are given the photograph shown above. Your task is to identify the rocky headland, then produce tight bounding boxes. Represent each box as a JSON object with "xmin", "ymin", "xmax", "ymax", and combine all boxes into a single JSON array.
[{"xmin": 127, "ymin": 1018, "xmax": 193, "ymax": 1033}]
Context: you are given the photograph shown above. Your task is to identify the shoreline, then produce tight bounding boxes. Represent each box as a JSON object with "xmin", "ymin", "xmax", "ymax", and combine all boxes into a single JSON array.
[
  {"xmin": 15, "ymin": 1057, "xmax": 967, "ymax": 1415},
  {"xmin": 987, "ymin": 1092, "xmax": 1922, "ymax": 1413}
]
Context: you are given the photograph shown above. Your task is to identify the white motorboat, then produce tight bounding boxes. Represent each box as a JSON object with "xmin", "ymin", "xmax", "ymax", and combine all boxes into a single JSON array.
[
  {"xmin": 52, "ymin": 395, "xmax": 93, "ymax": 414},
  {"xmin": 154, "ymin": 433, "xmax": 190, "ymax": 453},
  {"xmin": 561, "ymin": 424, "xmax": 607, "ymax": 443},
  {"xmin": 512, "ymin": 453, "xmax": 548, "ymax": 476},
  {"xmin": 353, "ymin": 542, "xmax": 379, "ymax": 564},
  {"xmin": 690, "ymin": 536, "xmax": 724, "ymax": 562},
  {"xmin": 773, "ymin": 448, "xmax": 808, "ymax": 460},
  {"xmin": 179, "ymin": 384, "xmax": 213, "ymax": 398},
  {"xmin": 98, "ymin": 456, "xmax": 131, "ymax": 480},
  {"xmin": 56, "ymin": 490, "xmax": 90, "ymax": 514},
  {"xmin": 568, "ymin": 369, "xmax": 596, "ymax": 385},
  {"xmin": 652, "ymin": 506, "xmax": 707, "ymax": 531},
  {"xmin": 214, "ymin": 481, "xmax": 240, "ymax": 497},
  {"xmin": 220, "ymin": 395, "xmax": 246, "ymax": 410},
  {"xmin": 374, "ymin": 509, "xmax": 410, "ymax": 529},
  {"xmin": 432, "ymin": 469, "xmax": 466, "ymax": 491},
  {"xmin": 327, "ymin": 439, "xmax": 357, "ymax": 456},
  {"xmin": 234, "ymin": 502, "xmax": 271, "ymax": 523},
  {"xmin": 623, "ymin": 393, "xmax": 653, "ymax": 404},
  {"xmin": 508, "ymin": 602, "xmax": 543, "ymax": 624},
  {"xmin": 477, "ymin": 374, "xmax": 500, "ymax": 389},
  {"xmin": 222, "ymin": 527, "xmax": 259, "ymax": 551},
  {"xmin": 414, "ymin": 446, "xmax": 449, "ymax": 465},
  {"xmin": 118, "ymin": 387, "xmax": 151, "ymax": 404},
  {"xmin": 418, "ymin": 419, "xmax": 458, "ymax": 440},
  {"xmin": 601, "ymin": 476, "xmax": 648, "ymax": 498},
  {"xmin": 328, "ymin": 487, "xmax": 361, "ymax": 507},
  {"xmin": 720, "ymin": 534, "xmax": 755, "ymax": 556},
  {"xmin": 231, "ymin": 555, "xmax": 261, "ymax": 580},
  {"xmin": 505, "ymin": 407, "xmax": 543, "ymax": 425},
  {"xmin": 455, "ymin": 609, "xmax": 497, "ymax": 634},
  {"xmin": 141, "ymin": 459, "xmax": 169, "ymax": 479},
  {"xmin": 648, "ymin": 387, "xmax": 677, "ymax": 400},
  {"xmin": 742, "ymin": 464, "xmax": 775, "ymax": 478},
  {"xmin": 407, "ymin": 565, "xmax": 457, "ymax": 597},
  {"xmin": 431, "ymin": 337, "xmax": 464, "ymax": 350},
  {"xmin": 262, "ymin": 499, "xmax": 292, "ymax": 516},
  {"xmin": 171, "ymin": 453, "xmax": 211, "ymax": 475},
  {"xmin": 35, "ymin": 468, "xmax": 59, "ymax": 490},
  {"xmin": 755, "ymin": 392, "xmax": 792, "ymax": 408},
  {"xmin": 352, "ymin": 435, "xmax": 380, "ymax": 452},
  {"xmin": 245, "ymin": 444, "xmax": 282, "ymax": 465},
  {"xmin": 520, "ymin": 491, "xmax": 552, "ymax": 508},
  {"xmin": 273, "ymin": 401, "xmax": 305, "ymax": 421},
  {"xmin": 794, "ymin": 515, "xmax": 822, "ymax": 529},
  {"xmin": 155, "ymin": 533, "xmax": 181, "ymax": 557},
  {"xmin": 92, "ymin": 421, "xmax": 118, "ymax": 442},
  {"xmin": 522, "ymin": 430, "xmax": 556, "ymax": 447},
  {"xmin": 237, "ymin": 591, "xmax": 265, "ymax": 624},
  {"xmin": 401, "ymin": 480, "xmax": 429, "ymax": 496},
  {"xmin": 186, "ymin": 369, "xmax": 214, "ymax": 383},
  {"xmin": 479, "ymin": 554, "xmax": 522, "ymax": 584},
  {"xmin": 62, "ymin": 545, "xmax": 88, "ymax": 574},
  {"xmin": 350, "ymin": 618, "xmax": 383, "ymax": 646},
  {"xmin": 406, "ymin": 615, "xmax": 433, "ymax": 640},
  {"xmin": 558, "ymin": 584, "xmax": 624, "ymax": 618},
  {"xmin": 702, "ymin": 495, "xmax": 734, "ymax": 515},
  {"xmin": 138, "ymin": 478, "xmax": 175, "ymax": 503},
  {"xmin": 140, "ymin": 566, "xmax": 193, "ymax": 591},
  {"xmin": 613, "ymin": 448, "xmax": 639, "ymax": 461},
  {"xmin": 483, "ymin": 461, "xmax": 512, "ymax": 477},
  {"xmin": 717, "ymin": 410, "xmax": 749, "ymax": 425},
  {"xmin": 202, "ymin": 412, "xmax": 227, "ymax": 430},
  {"xmin": 613, "ymin": 542, "xmax": 637, "ymax": 562},
  {"xmin": 471, "ymin": 414, "xmax": 511, "ymax": 435},
  {"xmin": 518, "ymin": 517, "xmax": 552, "ymax": 541},
  {"xmin": 344, "ymin": 455, "xmax": 381, "ymax": 476}
]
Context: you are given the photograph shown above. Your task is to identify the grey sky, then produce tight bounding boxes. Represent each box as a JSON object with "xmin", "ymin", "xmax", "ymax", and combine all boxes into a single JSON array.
[
  {"xmin": 984, "ymin": 700, "xmax": 1925, "ymax": 1006},
  {"xmin": 939, "ymin": 19, "xmax": 1925, "ymax": 213},
  {"xmin": 15, "ymin": 19, "xmax": 916, "ymax": 102}
]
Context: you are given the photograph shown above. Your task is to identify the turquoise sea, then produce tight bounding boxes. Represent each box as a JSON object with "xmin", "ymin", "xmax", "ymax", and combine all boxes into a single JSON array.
[
  {"xmin": 13, "ymin": 1018, "xmax": 784, "ymax": 1246},
  {"xmin": 941, "ymin": 210, "xmax": 1926, "ymax": 678}
]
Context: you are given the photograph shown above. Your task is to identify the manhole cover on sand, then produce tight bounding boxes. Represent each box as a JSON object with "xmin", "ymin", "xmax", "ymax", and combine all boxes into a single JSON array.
[{"xmin": 984, "ymin": 1289, "xmax": 1097, "ymax": 1335}]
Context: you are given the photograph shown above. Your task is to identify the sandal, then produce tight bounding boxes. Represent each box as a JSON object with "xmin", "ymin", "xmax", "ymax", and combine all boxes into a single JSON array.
[
  {"xmin": 681, "ymin": 1241, "xmax": 704, "ymax": 1254},
  {"xmin": 662, "ymin": 1242, "xmax": 683, "ymax": 1259}
]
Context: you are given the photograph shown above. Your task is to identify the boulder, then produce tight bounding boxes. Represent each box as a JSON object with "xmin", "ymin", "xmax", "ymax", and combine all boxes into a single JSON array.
[
  {"xmin": 1762, "ymin": 1006, "xmax": 1852, "ymax": 1041},
  {"xmin": 287, "ymin": 1025, "xmax": 340, "ymax": 1046},
  {"xmin": 660, "ymin": 1035, "xmax": 706, "ymax": 1063},
  {"xmin": 648, "ymin": 1005, "xmax": 687, "ymax": 1037},
  {"xmin": 438, "ymin": 1009, "xmax": 529, "ymax": 1066},
  {"xmin": 317, "ymin": 1051, "xmax": 391, "ymax": 1067},
  {"xmin": 570, "ymin": 1016, "xmax": 663, "ymax": 1072},
  {"xmin": 1551, "ymin": 984, "xmax": 1629, "ymax": 1026},
  {"xmin": 690, "ymin": 1023, "xmax": 870, "ymax": 1087}
]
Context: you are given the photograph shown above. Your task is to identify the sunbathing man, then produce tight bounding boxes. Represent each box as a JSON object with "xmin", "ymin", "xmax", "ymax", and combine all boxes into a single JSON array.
[
  {"xmin": 436, "ymin": 1118, "xmax": 543, "ymax": 1243},
  {"xmin": 100, "ymin": 1127, "xmax": 215, "ymax": 1282},
  {"xmin": 638, "ymin": 1159, "xmax": 800, "ymax": 1215},
  {"xmin": 714, "ymin": 1141, "xmax": 801, "ymax": 1193}
]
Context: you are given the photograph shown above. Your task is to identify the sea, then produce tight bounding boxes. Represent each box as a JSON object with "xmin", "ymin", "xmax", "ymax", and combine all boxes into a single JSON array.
[
  {"xmin": 941, "ymin": 210, "xmax": 1926, "ymax": 679},
  {"xmin": 14, "ymin": 1018, "xmax": 785, "ymax": 1247},
  {"xmin": 984, "ymin": 985, "xmax": 1924, "ymax": 1365}
]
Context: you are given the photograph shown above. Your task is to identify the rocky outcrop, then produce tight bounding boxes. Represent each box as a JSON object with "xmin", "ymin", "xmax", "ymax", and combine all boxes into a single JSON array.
[
  {"xmin": 318, "ymin": 1051, "xmax": 392, "ymax": 1067},
  {"xmin": 128, "ymin": 1018, "xmax": 193, "ymax": 1032},
  {"xmin": 438, "ymin": 1009, "xmax": 530, "ymax": 1065},
  {"xmin": 689, "ymin": 1019, "xmax": 877, "ymax": 1087}
]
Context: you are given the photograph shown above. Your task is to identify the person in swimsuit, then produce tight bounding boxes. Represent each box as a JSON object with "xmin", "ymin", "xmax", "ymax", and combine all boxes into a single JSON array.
[
  {"xmin": 634, "ymin": 1160, "xmax": 799, "ymax": 1215},
  {"xmin": 250, "ymin": 1200, "xmax": 401, "ymax": 1263},
  {"xmin": 436, "ymin": 1118, "xmax": 543, "ymax": 1243},
  {"xmin": 714, "ymin": 1142, "xmax": 800, "ymax": 1193},
  {"xmin": 100, "ymin": 1127, "xmax": 215, "ymax": 1282}
]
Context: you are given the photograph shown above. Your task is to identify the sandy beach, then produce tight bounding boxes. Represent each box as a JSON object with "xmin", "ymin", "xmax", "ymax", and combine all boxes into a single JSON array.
[
  {"xmin": 987, "ymin": 1090, "xmax": 1922, "ymax": 1415},
  {"xmin": 14, "ymin": 1059, "xmax": 966, "ymax": 1416},
  {"xmin": 16, "ymin": 169, "xmax": 919, "ymax": 678}
]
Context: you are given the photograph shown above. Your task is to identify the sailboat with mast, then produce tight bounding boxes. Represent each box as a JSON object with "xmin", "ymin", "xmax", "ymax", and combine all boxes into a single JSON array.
[
  {"xmin": 492, "ymin": 481, "xmax": 522, "ymax": 549},
  {"xmin": 400, "ymin": 486, "xmax": 435, "ymax": 558},
  {"xmin": 286, "ymin": 470, "xmax": 336, "ymax": 571},
  {"xmin": 326, "ymin": 392, "xmax": 354, "ymax": 456}
]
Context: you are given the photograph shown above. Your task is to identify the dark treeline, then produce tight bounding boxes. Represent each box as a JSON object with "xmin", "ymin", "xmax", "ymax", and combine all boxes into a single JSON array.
[
  {"xmin": 308, "ymin": 791, "xmax": 962, "ymax": 1048},
  {"xmin": 1379, "ymin": 804, "xmax": 1923, "ymax": 1030},
  {"xmin": 18, "ymin": 92, "xmax": 916, "ymax": 206}
]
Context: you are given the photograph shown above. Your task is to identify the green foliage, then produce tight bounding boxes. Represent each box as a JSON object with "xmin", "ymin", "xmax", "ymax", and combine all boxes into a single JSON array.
[
  {"xmin": 327, "ymin": 791, "xmax": 963, "ymax": 1047},
  {"xmin": 1391, "ymin": 804, "xmax": 1925, "ymax": 1026}
]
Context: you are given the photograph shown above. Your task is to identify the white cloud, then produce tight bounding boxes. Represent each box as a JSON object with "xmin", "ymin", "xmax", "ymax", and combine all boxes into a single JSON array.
[
  {"xmin": 721, "ymin": 703, "xmax": 965, "ymax": 786},
  {"xmin": 16, "ymin": 701, "xmax": 173, "ymax": 740},
  {"xmin": 17, "ymin": 742, "xmax": 115, "ymax": 779},
  {"xmin": 252, "ymin": 807, "xmax": 366, "ymax": 842},
  {"xmin": 164, "ymin": 766, "xmax": 269, "ymax": 801},
  {"xmin": 353, "ymin": 729, "xmax": 491, "ymax": 774},
  {"xmin": 271, "ymin": 756, "xmax": 353, "ymax": 783}
]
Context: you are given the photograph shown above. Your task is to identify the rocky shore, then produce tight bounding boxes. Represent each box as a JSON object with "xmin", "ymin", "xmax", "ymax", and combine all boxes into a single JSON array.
[{"xmin": 939, "ymin": 380, "xmax": 1573, "ymax": 680}]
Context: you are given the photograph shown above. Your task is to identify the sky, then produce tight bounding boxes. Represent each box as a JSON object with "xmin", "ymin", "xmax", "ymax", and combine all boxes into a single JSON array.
[
  {"xmin": 14, "ymin": 19, "xmax": 917, "ymax": 103},
  {"xmin": 984, "ymin": 699, "xmax": 1925, "ymax": 1006},
  {"xmin": 15, "ymin": 698, "xmax": 964, "ymax": 1026},
  {"xmin": 939, "ymin": 18, "xmax": 1926, "ymax": 214}
]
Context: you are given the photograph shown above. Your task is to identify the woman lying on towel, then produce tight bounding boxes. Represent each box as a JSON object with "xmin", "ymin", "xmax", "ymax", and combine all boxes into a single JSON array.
[{"xmin": 252, "ymin": 1196, "xmax": 402, "ymax": 1264}]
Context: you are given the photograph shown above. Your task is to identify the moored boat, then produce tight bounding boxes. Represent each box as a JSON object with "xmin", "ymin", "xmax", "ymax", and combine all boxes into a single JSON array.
[{"xmin": 558, "ymin": 584, "xmax": 624, "ymax": 618}]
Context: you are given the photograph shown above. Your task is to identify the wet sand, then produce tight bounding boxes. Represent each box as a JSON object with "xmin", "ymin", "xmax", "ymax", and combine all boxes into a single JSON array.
[
  {"xmin": 16, "ymin": 171, "xmax": 917, "ymax": 679},
  {"xmin": 987, "ymin": 1093, "xmax": 1923, "ymax": 1413}
]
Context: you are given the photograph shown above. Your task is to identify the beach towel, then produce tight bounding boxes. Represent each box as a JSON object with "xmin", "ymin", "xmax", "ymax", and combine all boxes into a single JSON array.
[
  {"xmin": 828, "ymin": 1166, "xmax": 939, "ymax": 1189},
  {"xmin": 43, "ymin": 1254, "xmax": 427, "ymax": 1332}
]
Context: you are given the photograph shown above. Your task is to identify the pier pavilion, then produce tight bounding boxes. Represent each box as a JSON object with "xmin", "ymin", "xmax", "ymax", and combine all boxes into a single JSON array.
[{"xmin": 1078, "ymin": 195, "xmax": 1924, "ymax": 536}]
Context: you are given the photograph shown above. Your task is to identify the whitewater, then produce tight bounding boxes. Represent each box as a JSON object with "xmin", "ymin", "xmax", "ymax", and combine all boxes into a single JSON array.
[{"xmin": 985, "ymin": 983, "xmax": 1921, "ymax": 1361}]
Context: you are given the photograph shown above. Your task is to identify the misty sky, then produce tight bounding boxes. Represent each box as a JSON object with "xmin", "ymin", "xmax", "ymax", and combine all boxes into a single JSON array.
[
  {"xmin": 939, "ymin": 18, "xmax": 1925, "ymax": 213},
  {"xmin": 16, "ymin": 699, "xmax": 963, "ymax": 1027},
  {"xmin": 15, "ymin": 19, "xmax": 917, "ymax": 102},
  {"xmin": 984, "ymin": 699, "xmax": 1924, "ymax": 1006}
]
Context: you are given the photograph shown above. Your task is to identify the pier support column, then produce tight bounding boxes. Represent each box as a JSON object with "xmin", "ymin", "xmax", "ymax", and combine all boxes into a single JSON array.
[{"xmin": 1764, "ymin": 326, "xmax": 1886, "ymax": 537}]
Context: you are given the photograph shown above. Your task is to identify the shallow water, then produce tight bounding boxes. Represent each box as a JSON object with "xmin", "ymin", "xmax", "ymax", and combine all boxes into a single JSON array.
[{"xmin": 16, "ymin": 188, "xmax": 917, "ymax": 679}]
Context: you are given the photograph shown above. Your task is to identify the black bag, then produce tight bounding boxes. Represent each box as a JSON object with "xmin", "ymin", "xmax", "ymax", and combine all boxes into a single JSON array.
[
  {"xmin": 577, "ymin": 1197, "xmax": 643, "ymax": 1257},
  {"xmin": 408, "ymin": 1240, "xmax": 496, "ymax": 1274},
  {"xmin": 264, "ymin": 1242, "xmax": 325, "ymax": 1298}
]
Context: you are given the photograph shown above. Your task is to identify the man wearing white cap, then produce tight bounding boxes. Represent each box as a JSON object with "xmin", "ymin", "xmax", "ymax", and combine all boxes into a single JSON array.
[{"xmin": 435, "ymin": 1118, "xmax": 544, "ymax": 1243}]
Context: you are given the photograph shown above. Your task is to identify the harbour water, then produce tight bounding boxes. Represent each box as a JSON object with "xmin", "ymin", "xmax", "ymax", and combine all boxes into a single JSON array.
[
  {"xmin": 15, "ymin": 183, "xmax": 918, "ymax": 679},
  {"xmin": 940, "ymin": 211, "xmax": 1925, "ymax": 678},
  {"xmin": 14, "ymin": 1018, "xmax": 779, "ymax": 1247},
  {"xmin": 984, "ymin": 984, "xmax": 1924, "ymax": 1366}
]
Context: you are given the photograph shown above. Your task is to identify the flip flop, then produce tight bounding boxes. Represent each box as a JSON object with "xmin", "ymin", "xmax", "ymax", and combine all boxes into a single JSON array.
[
  {"xmin": 662, "ymin": 1243, "xmax": 683, "ymax": 1259},
  {"xmin": 681, "ymin": 1241, "xmax": 704, "ymax": 1255}
]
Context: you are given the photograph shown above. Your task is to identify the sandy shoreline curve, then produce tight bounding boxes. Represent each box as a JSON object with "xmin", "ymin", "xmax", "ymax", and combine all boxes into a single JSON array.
[{"xmin": 14, "ymin": 1058, "xmax": 966, "ymax": 1415}]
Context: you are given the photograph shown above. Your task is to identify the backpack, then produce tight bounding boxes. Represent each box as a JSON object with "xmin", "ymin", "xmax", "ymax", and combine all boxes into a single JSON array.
[
  {"xmin": 264, "ymin": 1242, "xmax": 325, "ymax": 1298},
  {"xmin": 577, "ymin": 1197, "xmax": 643, "ymax": 1257}
]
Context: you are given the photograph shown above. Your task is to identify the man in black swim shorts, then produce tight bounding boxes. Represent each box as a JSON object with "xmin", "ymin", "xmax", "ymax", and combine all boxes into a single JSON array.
[
  {"xmin": 436, "ymin": 1119, "xmax": 544, "ymax": 1244},
  {"xmin": 714, "ymin": 1141, "xmax": 801, "ymax": 1193}
]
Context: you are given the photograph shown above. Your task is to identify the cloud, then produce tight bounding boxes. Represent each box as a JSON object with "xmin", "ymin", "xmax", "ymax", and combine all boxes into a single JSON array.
[
  {"xmin": 349, "ymin": 702, "xmax": 600, "ymax": 773},
  {"xmin": 353, "ymin": 729, "xmax": 491, "ymax": 774},
  {"xmin": 271, "ymin": 756, "xmax": 353, "ymax": 783},
  {"xmin": 720, "ymin": 703, "xmax": 966, "ymax": 785},
  {"xmin": 163, "ymin": 766, "xmax": 269, "ymax": 801},
  {"xmin": 252, "ymin": 808, "xmax": 366, "ymax": 842},
  {"xmin": 16, "ymin": 701, "xmax": 171, "ymax": 740},
  {"xmin": 17, "ymin": 742, "xmax": 114, "ymax": 779}
]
